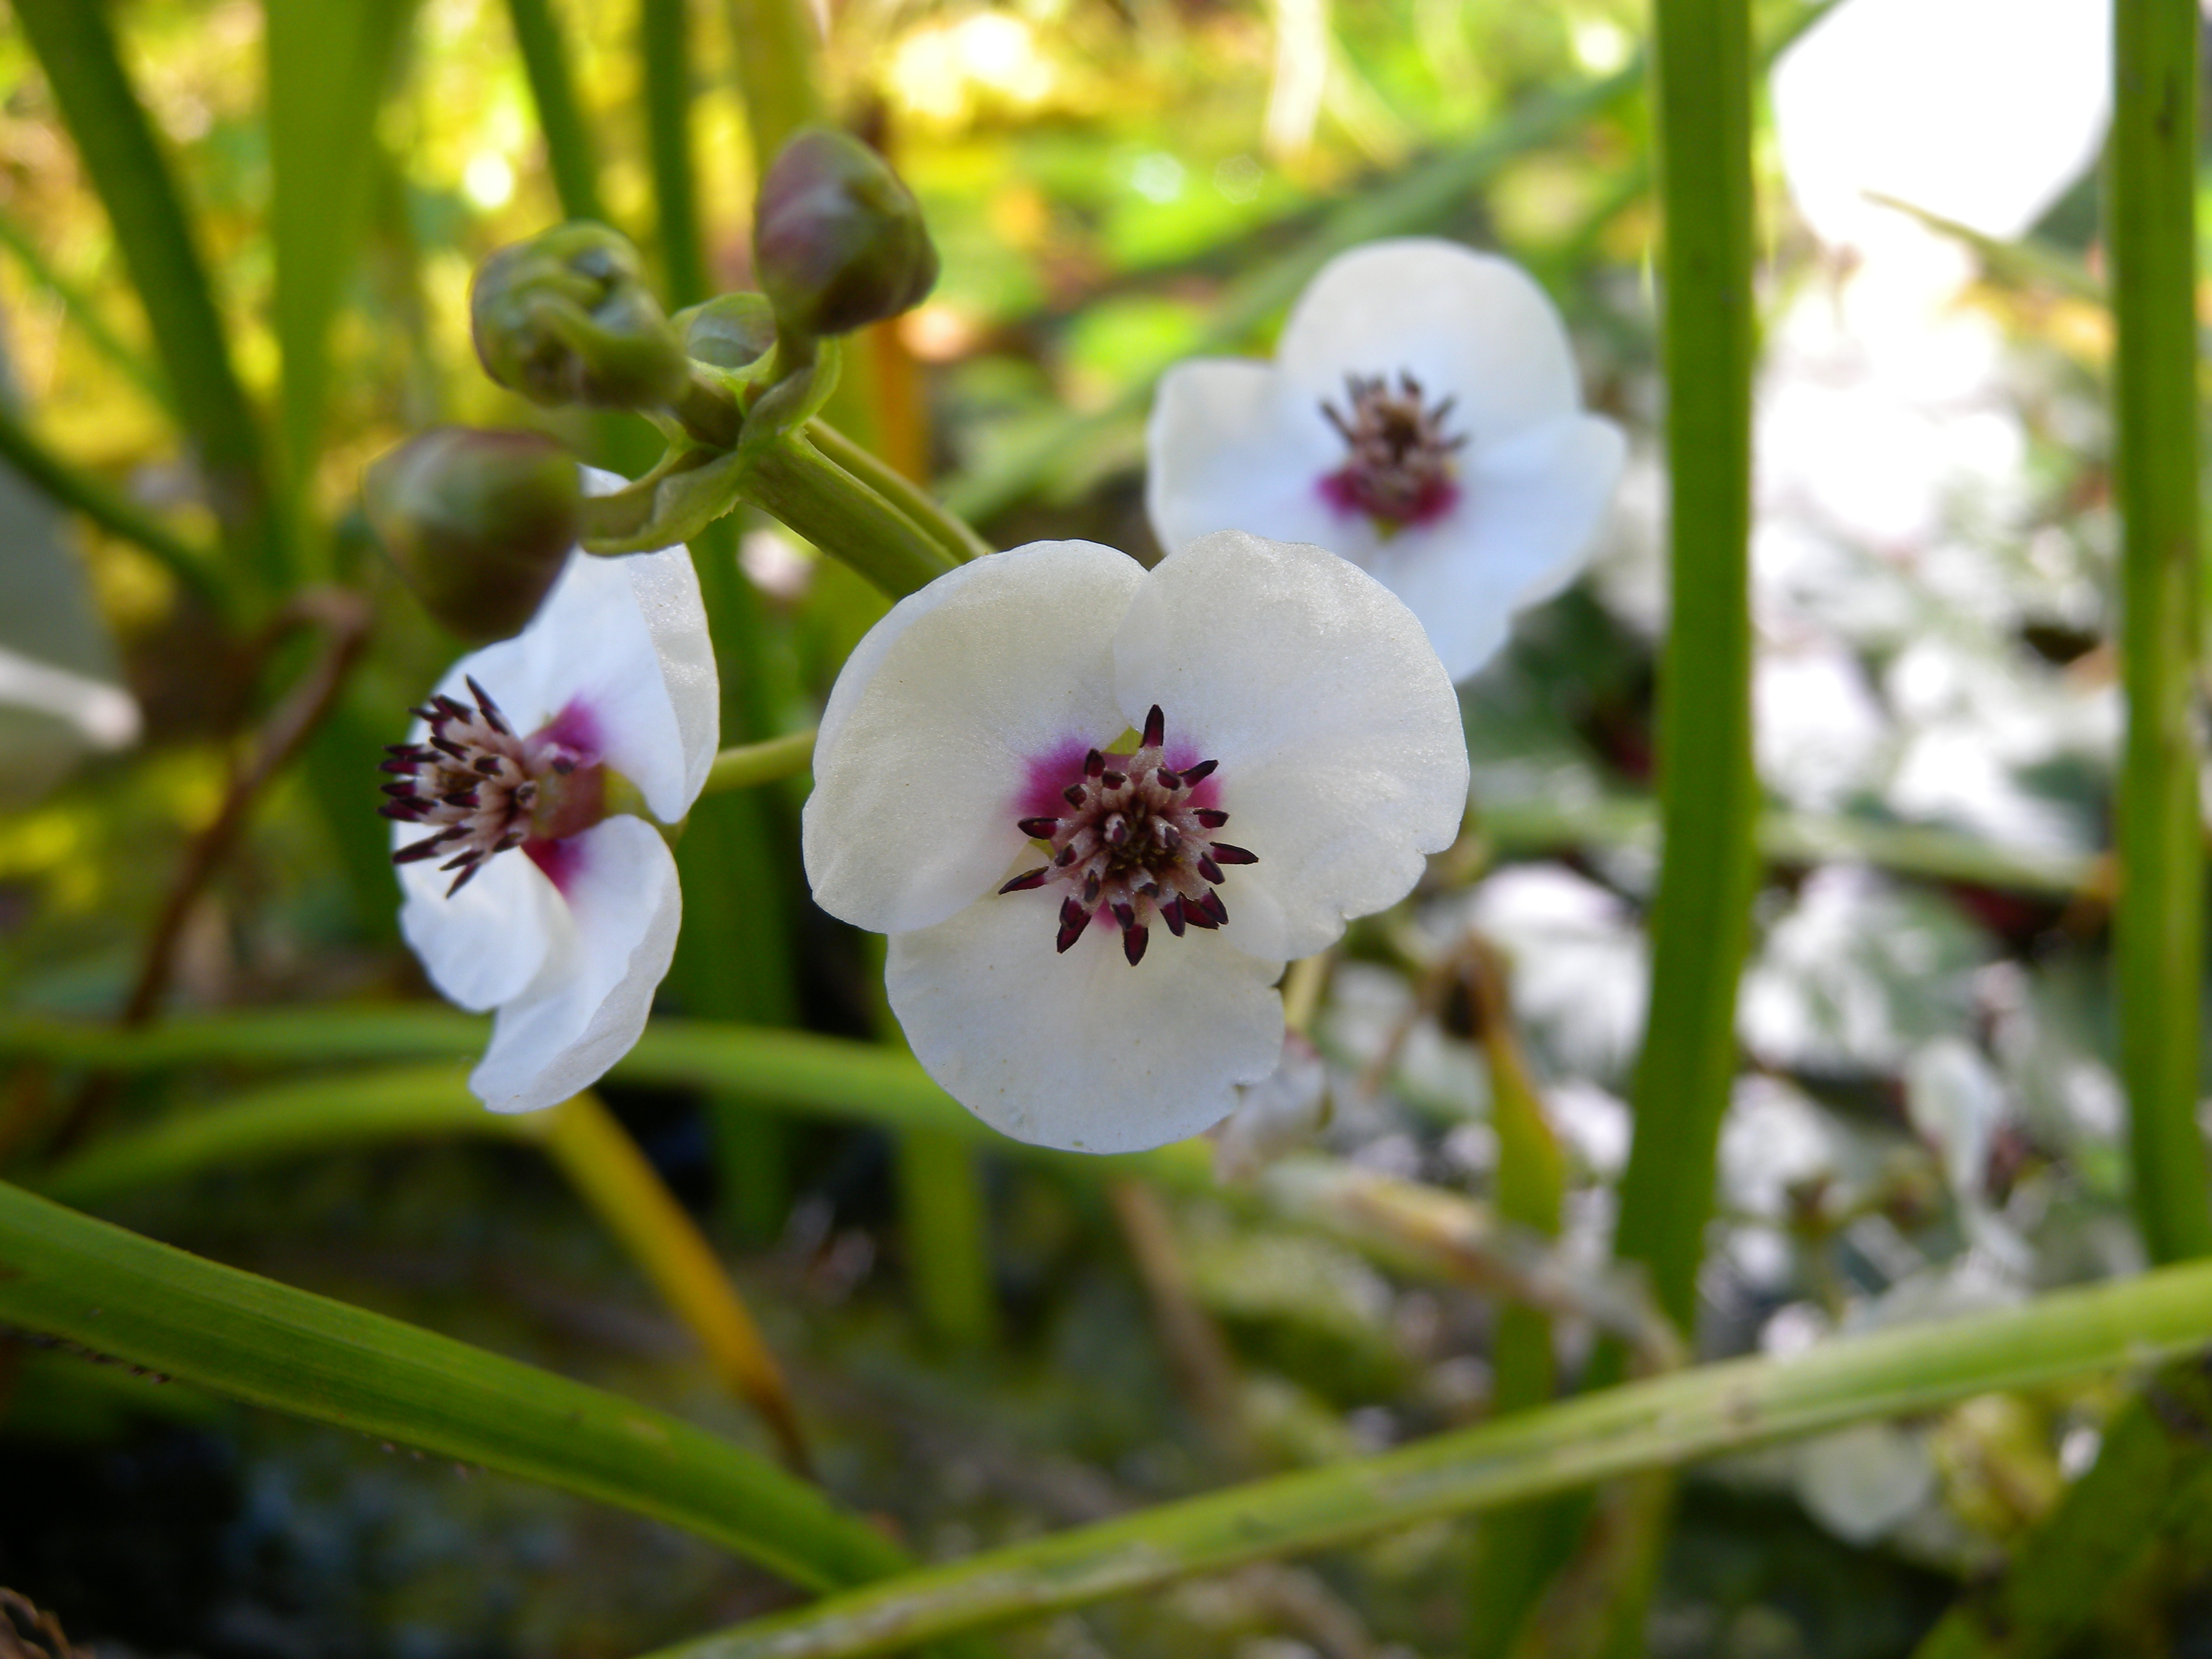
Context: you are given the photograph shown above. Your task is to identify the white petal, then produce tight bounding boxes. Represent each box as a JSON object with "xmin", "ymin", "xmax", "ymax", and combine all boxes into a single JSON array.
[
  {"xmin": 1275, "ymin": 239, "xmax": 1580, "ymax": 448},
  {"xmin": 469, "ymin": 815, "xmax": 682, "ymax": 1113},
  {"xmin": 1365, "ymin": 415, "xmax": 1626, "ymax": 681},
  {"xmin": 518, "ymin": 544, "xmax": 716, "ymax": 823},
  {"xmin": 1772, "ymin": 0, "xmax": 2110, "ymax": 248},
  {"xmin": 1114, "ymin": 530, "xmax": 1468, "ymax": 960},
  {"xmin": 803, "ymin": 540, "xmax": 1143, "ymax": 934},
  {"xmin": 886, "ymin": 887, "xmax": 1285, "ymax": 1153},
  {"xmin": 1144, "ymin": 358, "xmax": 1352, "ymax": 558},
  {"xmin": 395, "ymin": 823, "xmax": 566, "ymax": 1012}
]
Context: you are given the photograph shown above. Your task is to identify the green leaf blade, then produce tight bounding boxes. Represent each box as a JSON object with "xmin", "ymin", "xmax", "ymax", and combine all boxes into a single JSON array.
[{"xmin": 0, "ymin": 1180, "xmax": 909, "ymax": 1593}]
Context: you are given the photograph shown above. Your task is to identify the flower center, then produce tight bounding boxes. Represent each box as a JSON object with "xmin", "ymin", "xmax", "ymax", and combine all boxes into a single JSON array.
[
  {"xmin": 1319, "ymin": 370, "xmax": 1466, "ymax": 529},
  {"xmin": 379, "ymin": 676, "xmax": 603, "ymax": 895},
  {"xmin": 998, "ymin": 704, "xmax": 1256, "ymax": 967}
]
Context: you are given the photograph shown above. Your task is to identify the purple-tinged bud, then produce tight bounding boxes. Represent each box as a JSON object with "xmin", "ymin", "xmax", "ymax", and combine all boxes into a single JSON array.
[
  {"xmin": 753, "ymin": 127, "xmax": 938, "ymax": 340},
  {"xmin": 471, "ymin": 223, "xmax": 689, "ymax": 411},
  {"xmin": 364, "ymin": 427, "xmax": 581, "ymax": 645}
]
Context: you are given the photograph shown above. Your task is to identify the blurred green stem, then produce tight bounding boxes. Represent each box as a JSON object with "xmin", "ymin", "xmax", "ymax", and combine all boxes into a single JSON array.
[
  {"xmin": 1462, "ymin": 939, "xmax": 1569, "ymax": 1659},
  {"xmin": 723, "ymin": 0, "xmax": 825, "ymax": 165},
  {"xmin": 0, "ymin": 209, "xmax": 174, "ymax": 415},
  {"xmin": 633, "ymin": 0, "xmax": 805, "ymax": 1242},
  {"xmin": 640, "ymin": 1256, "xmax": 2212, "ymax": 1659},
  {"xmin": 1529, "ymin": 0, "xmax": 1761, "ymax": 1649},
  {"xmin": 0, "ymin": 400, "xmax": 228, "ymax": 615},
  {"xmin": 2110, "ymin": 0, "xmax": 2211, "ymax": 1265},
  {"xmin": 642, "ymin": 0, "xmax": 710, "ymax": 307},
  {"xmin": 896, "ymin": 1129, "xmax": 1000, "ymax": 1348},
  {"xmin": 12, "ymin": 0, "xmax": 284, "ymax": 594},
  {"xmin": 1899, "ymin": 9, "xmax": 2212, "ymax": 1654},
  {"xmin": 703, "ymin": 727, "xmax": 817, "ymax": 793},
  {"xmin": 503, "ymin": 0, "xmax": 606, "ymax": 222}
]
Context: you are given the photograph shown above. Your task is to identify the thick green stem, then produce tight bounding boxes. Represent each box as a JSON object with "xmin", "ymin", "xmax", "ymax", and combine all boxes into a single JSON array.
[
  {"xmin": 641, "ymin": 0, "xmax": 710, "ymax": 308},
  {"xmin": 502, "ymin": 0, "xmax": 606, "ymax": 222},
  {"xmin": 744, "ymin": 432, "xmax": 957, "ymax": 598},
  {"xmin": 721, "ymin": 0, "xmax": 825, "ymax": 165},
  {"xmin": 809, "ymin": 419, "xmax": 993, "ymax": 563},
  {"xmin": 1611, "ymin": 0, "xmax": 1760, "ymax": 1338},
  {"xmin": 640, "ymin": 1258, "xmax": 2212, "ymax": 1659},
  {"xmin": 2111, "ymin": 0, "xmax": 2211, "ymax": 1266}
]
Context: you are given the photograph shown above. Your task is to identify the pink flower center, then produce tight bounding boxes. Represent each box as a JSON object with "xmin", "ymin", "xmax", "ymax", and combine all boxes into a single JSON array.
[
  {"xmin": 380, "ymin": 676, "xmax": 604, "ymax": 895},
  {"xmin": 998, "ymin": 704, "xmax": 1256, "ymax": 967},
  {"xmin": 1319, "ymin": 370, "xmax": 1466, "ymax": 528}
]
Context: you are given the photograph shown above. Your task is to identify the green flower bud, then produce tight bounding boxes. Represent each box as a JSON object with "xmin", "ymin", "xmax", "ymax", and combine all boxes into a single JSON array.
[
  {"xmin": 674, "ymin": 291, "xmax": 780, "ymax": 372},
  {"xmin": 365, "ymin": 427, "xmax": 582, "ymax": 644},
  {"xmin": 470, "ymin": 223, "xmax": 690, "ymax": 411},
  {"xmin": 753, "ymin": 128, "xmax": 938, "ymax": 340}
]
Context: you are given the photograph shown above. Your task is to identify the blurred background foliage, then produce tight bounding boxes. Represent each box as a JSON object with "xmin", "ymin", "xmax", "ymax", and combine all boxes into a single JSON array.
[{"xmin": 0, "ymin": 0, "xmax": 2200, "ymax": 1655}]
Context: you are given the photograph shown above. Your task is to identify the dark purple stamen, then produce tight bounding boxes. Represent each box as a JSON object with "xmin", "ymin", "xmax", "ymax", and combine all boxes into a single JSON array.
[
  {"xmin": 1003, "ymin": 703, "xmax": 1252, "ymax": 967},
  {"xmin": 1319, "ymin": 370, "xmax": 1466, "ymax": 528}
]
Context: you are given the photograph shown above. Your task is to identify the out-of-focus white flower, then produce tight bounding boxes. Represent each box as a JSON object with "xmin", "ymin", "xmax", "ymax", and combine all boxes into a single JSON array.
[
  {"xmin": 1772, "ymin": 0, "xmax": 2110, "ymax": 252},
  {"xmin": 1146, "ymin": 239, "xmax": 1624, "ymax": 682},
  {"xmin": 802, "ymin": 530, "xmax": 1467, "ymax": 1153},
  {"xmin": 384, "ymin": 526, "xmax": 717, "ymax": 1114}
]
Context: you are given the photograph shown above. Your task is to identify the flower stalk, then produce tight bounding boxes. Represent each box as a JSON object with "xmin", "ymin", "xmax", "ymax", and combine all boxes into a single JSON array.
[
  {"xmin": 2110, "ymin": 0, "xmax": 2210, "ymax": 1265},
  {"xmin": 642, "ymin": 1253, "xmax": 2212, "ymax": 1659}
]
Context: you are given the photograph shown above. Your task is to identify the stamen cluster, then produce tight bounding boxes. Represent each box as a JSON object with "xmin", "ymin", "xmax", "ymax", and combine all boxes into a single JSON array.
[
  {"xmin": 1320, "ymin": 370, "xmax": 1467, "ymax": 527},
  {"xmin": 998, "ymin": 704, "xmax": 1255, "ymax": 967},
  {"xmin": 380, "ymin": 677, "xmax": 582, "ymax": 894}
]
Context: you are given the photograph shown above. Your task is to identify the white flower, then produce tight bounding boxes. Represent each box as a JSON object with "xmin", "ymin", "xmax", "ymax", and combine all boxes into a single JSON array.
[
  {"xmin": 383, "ymin": 527, "xmax": 717, "ymax": 1113},
  {"xmin": 802, "ymin": 529, "xmax": 1468, "ymax": 1154},
  {"xmin": 1145, "ymin": 238, "xmax": 1625, "ymax": 683},
  {"xmin": 1772, "ymin": 0, "xmax": 2110, "ymax": 252}
]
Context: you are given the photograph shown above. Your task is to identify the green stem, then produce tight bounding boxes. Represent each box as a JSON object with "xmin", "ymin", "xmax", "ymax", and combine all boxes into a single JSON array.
[
  {"xmin": 640, "ymin": 1257, "xmax": 2212, "ymax": 1659},
  {"xmin": 502, "ymin": 0, "xmax": 606, "ymax": 223},
  {"xmin": 744, "ymin": 432, "xmax": 957, "ymax": 598},
  {"xmin": 809, "ymin": 419, "xmax": 993, "ymax": 563},
  {"xmin": 0, "ymin": 399, "xmax": 229, "ymax": 615},
  {"xmin": 895, "ymin": 1129, "xmax": 1000, "ymax": 1348},
  {"xmin": 0, "ymin": 208, "xmax": 174, "ymax": 415},
  {"xmin": 2110, "ymin": 0, "xmax": 2212, "ymax": 1265},
  {"xmin": 703, "ymin": 727, "xmax": 817, "ymax": 793},
  {"xmin": 1609, "ymin": 0, "xmax": 1760, "ymax": 1337},
  {"xmin": 673, "ymin": 518, "xmax": 802, "ymax": 1241},
  {"xmin": 11, "ymin": 0, "xmax": 282, "ymax": 592},
  {"xmin": 0, "ymin": 1180, "xmax": 914, "ymax": 1592},
  {"xmin": 721, "ymin": 0, "xmax": 825, "ymax": 165},
  {"xmin": 641, "ymin": 0, "xmax": 710, "ymax": 308},
  {"xmin": 1462, "ymin": 941, "xmax": 1569, "ymax": 1659}
]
